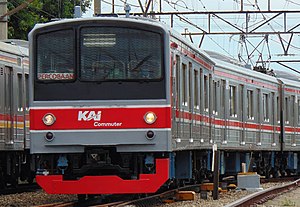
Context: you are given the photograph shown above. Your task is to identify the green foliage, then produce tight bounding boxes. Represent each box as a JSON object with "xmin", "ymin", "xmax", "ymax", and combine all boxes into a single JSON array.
[{"xmin": 7, "ymin": 0, "xmax": 91, "ymax": 40}]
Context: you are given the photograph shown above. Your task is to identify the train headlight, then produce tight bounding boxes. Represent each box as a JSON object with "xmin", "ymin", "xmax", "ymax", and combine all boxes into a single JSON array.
[
  {"xmin": 144, "ymin": 112, "xmax": 157, "ymax": 124},
  {"xmin": 43, "ymin": 113, "xmax": 56, "ymax": 126}
]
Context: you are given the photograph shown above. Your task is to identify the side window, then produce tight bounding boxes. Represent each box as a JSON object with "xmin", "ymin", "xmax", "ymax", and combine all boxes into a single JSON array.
[
  {"xmin": 285, "ymin": 96, "xmax": 289, "ymax": 124},
  {"xmin": 220, "ymin": 80, "xmax": 226, "ymax": 111},
  {"xmin": 25, "ymin": 74, "xmax": 29, "ymax": 111},
  {"xmin": 247, "ymin": 90, "xmax": 254, "ymax": 120},
  {"xmin": 189, "ymin": 63, "xmax": 192, "ymax": 109},
  {"xmin": 182, "ymin": 63, "xmax": 187, "ymax": 106},
  {"xmin": 204, "ymin": 75, "xmax": 208, "ymax": 112},
  {"xmin": 298, "ymin": 97, "xmax": 300, "ymax": 125},
  {"xmin": 194, "ymin": 69, "xmax": 199, "ymax": 109},
  {"xmin": 263, "ymin": 93, "xmax": 269, "ymax": 122},
  {"xmin": 277, "ymin": 96, "xmax": 280, "ymax": 123},
  {"xmin": 291, "ymin": 95, "xmax": 296, "ymax": 125},
  {"xmin": 176, "ymin": 55, "xmax": 180, "ymax": 108},
  {"xmin": 17, "ymin": 74, "xmax": 23, "ymax": 111},
  {"xmin": 229, "ymin": 85, "xmax": 237, "ymax": 117},
  {"xmin": 213, "ymin": 81, "xmax": 218, "ymax": 115}
]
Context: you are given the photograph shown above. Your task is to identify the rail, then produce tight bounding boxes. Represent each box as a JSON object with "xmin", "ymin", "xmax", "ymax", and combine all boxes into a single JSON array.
[{"xmin": 225, "ymin": 178, "xmax": 300, "ymax": 207}]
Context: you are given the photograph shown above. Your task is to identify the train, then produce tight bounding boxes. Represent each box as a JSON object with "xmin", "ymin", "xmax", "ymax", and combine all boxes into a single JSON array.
[
  {"xmin": 0, "ymin": 40, "xmax": 34, "ymax": 187},
  {"xmin": 28, "ymin": 16, "xmax": 300, "ymax": 196}
]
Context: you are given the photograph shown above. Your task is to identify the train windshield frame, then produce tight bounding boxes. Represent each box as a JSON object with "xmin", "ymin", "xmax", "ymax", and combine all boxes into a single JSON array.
[
  {"xmin": 35, "ymin": 25, "xmax": 163, "ymax": 83},
  {"xmin": 32, "ymin": 21, "xmax": 166, "ymax": 101}
]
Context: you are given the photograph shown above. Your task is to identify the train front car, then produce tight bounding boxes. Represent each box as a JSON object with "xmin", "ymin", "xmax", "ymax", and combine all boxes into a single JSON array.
[{"xmin": 29, "ymin": 17, "xmax": 171, "ymax": 195}]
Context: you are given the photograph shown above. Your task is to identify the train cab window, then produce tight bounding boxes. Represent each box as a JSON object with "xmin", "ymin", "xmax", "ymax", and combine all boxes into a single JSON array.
[
  {"xmin": 247, "ymin": 90, "xmax": 254, "ymax": 119},
  {"xmin": 182, "ymin": 63, "xmax": 187, "ymax": 106},
  {"xmin": 80, "ymin": 27, "xmax": 162, "ymax": 81},
  {"xmin": 194, "ymin": 70, "xmax": 199, "ymax": 109},
  {"xmin": 263, "ymin": 93, "xmax": 269, "ymax": 122},
  {"xmin": 229, "ymin": 85, "xmax": 237, "ymax": 117},
  {"xmin": 36, "ymin": 29, "xmax": 75, "ymax": 81},
  {"xmin": 204, "ymin": 75, "xmax": 209, "ymax": 111}
]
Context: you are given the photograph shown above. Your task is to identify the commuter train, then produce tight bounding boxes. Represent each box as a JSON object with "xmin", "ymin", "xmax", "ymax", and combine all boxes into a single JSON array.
[
  {"xmin": 0, "ymin": 40, "xmax": 34, "ymax": 187},
  {"xmin": 28, "ymin": 16, "xmax": 300, "ymax": 195}
]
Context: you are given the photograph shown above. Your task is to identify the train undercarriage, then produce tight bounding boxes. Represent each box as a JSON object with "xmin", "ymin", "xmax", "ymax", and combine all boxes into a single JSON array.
[
  {"xmin": 35, "ymin": 147, "xmax": 300, "ymax": 195},
  {"xmin": 0, "ymin": 151, "xmax": 35, "ymax": 188}
]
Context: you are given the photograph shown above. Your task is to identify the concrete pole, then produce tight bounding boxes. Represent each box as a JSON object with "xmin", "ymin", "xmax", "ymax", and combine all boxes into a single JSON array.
[{"xmin": 0, "ymin": 0, "xmax": 7, "ymax": 40}]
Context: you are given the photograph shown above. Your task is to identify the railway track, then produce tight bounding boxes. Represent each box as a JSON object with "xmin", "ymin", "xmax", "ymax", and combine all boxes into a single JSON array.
[
  {"xmin": 34, "ymin": 184, "xmax": 200, "ymax": 207},
  {"xmin": 261, "ymin": 175, "xmax": 300, "ymax": 183},
  {"xmin": 225, "ymin": 178, "xmax": 300, "ymax": 207},
  {"xmin": 0, "ymin": 183, "xmax": 40, "ymax": 195},
  {"xmin": 33, "ymin": 176, "xmax": 300, "ymax": 207}
]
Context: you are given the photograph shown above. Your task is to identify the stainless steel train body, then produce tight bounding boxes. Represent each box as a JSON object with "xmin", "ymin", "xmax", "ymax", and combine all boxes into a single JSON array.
[
  {"xmin": 29, "ymin": 16, "xmax": 300, "ymax": 195},
  {"xmin": 0, "ymin": 40, "xmax": 33, "ymax": 186}
]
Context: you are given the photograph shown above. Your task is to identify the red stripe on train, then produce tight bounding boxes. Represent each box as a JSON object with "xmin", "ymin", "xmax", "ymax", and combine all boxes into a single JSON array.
[
  {"xmin": 30, "ymin": 107, "xmax": 171, "ymax": 130},
  {"xmin": 0, "ymin": 114, "xmax": 29, "ymax": 122}
]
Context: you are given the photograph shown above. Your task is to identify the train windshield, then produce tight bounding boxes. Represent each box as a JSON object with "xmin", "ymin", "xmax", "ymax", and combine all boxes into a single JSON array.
[
  {"xmin": 34, "ymin": 23, "xmax": 166, "ymax": 100},
  {"xmin": 80, "ymin": 27, "xmax": 162, "ymax": 81},
  {"xmin": 36, "ymin": 29, "xmax": 75, "ymax": 81}
]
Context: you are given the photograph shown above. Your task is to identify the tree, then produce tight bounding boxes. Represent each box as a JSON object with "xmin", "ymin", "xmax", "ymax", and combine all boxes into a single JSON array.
[{"xmin": 7, "ymin": 0, "xmax": 91, "ymax": 40}]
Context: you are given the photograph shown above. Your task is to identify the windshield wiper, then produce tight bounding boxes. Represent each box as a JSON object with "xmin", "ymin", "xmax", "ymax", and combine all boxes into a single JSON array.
[{"xmin": 132, "ymin": 55, "xmax": 152, "ymax": 71}]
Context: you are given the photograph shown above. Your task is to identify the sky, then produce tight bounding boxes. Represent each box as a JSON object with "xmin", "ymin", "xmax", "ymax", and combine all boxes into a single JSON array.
[{"xmin": 82, "ymin": 0, "xmax": 300, "ymax": 74}]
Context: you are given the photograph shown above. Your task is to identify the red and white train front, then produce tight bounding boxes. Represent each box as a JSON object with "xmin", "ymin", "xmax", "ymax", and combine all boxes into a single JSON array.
[{"xmin": 29, "ymin": 17, "xmax": 171, "ymax": 194}]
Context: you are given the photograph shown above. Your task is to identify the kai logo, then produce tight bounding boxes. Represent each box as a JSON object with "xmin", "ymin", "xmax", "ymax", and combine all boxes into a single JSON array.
[{"xmin": 78, "ymin": 111, "xmax": 102, "ymax": 121}]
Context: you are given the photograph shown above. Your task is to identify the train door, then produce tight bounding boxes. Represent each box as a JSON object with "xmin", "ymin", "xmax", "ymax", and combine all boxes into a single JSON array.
[
  {"xmin": 174, "ymin": 55, "xmax": 181, "ymax": 142},
  {"xmin": 213, "ymin": 80, "xmax": 220, "ymax": 142},
  {"xmin": 4, "ymin": 66, "xmax": 14, "ymax": 145},
  {"xmin": 209, "ymin": 74, "xmax": 214, "ymax": 143},
  {"xmin": 239, "ymin": 84, "xmax": 245, "ymax": 145},
  {"xmin": 17, "ymin": 72, "xmax": 26, "ymax": 149},
  {"xmin": 25, "ymin": 73, "xmax": 29, "ymax": 148},
  {"xmin": 246, "ymin": 89, "xmax": 254, "ymax": 145},
  {"xmin": 181, "ymin": 60, "xmax": 189, "ymax": 141},
  {"xmin": 271, "ymin": 92, "xmax": 276, "ymax": 146},
  {"xmin": 256, "ymin": 89, "xmax": 262, "ymax": 145},
  {"xmin": 220, "ymin": 79, "xmax": 228, "ymax": 144},
  {"xmin": 291, "ymin": 95, "xmax": 296, "ymax": 146},
  {"xmin": 284, "ymin": 96, "xmax": 291, "ymax": 146},
  {"xmin": 193, "ymin": 68, "xmax": 200, "ymax": 141},
  {"xmin": 188, "ymin": 63, "xmax": 193, "ymax": 142},
  {"xmin": 202, "ymin": 71, "xmax": 210, "ymax": 143},
  {"xmin": 171, "ymin": 53, "xmax": 176, "ymax": 141}
]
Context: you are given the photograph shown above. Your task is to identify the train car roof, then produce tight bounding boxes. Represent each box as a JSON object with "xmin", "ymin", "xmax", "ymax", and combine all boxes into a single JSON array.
[
  {"xmin": 206, "ymin": 50, "xmax": 278, "ymax": 84},
  {"xmin": 30, "ymin": 16, "xmax": 170, "ymax": 33},
  {"xmin": 0, "ymin": 40, "xmax": 28, "ymax": 57},
  {"xmin": 278, "ymin": 77, "xmax": 300, "ymax": 88},
  {"xmin": 30, "ymin": 16, "xmax": 214, "ymax": 66},
  {"xmin": 275, "ymin": 70, "xmax": 300, "ymax": 81},
  {"xmin": 169, "ymin": 29, "xmax": 214, "ymax": 66}
]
